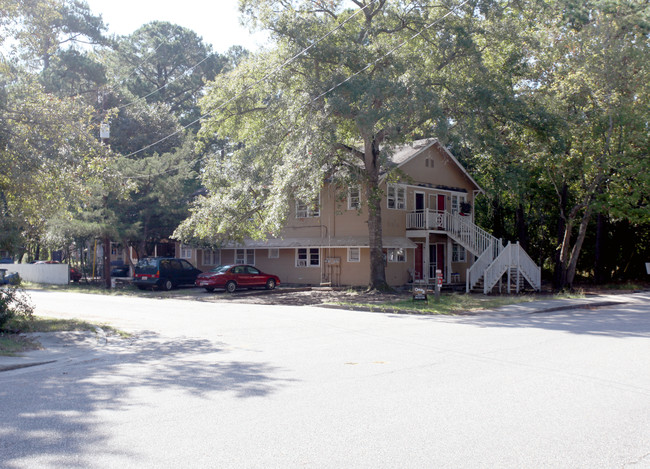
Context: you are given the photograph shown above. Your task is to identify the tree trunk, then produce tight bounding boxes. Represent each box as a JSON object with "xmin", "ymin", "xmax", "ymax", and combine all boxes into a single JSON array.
[
  {"xmin": 363, "ymin": 136, "xmax": 389, "ymax": 291},
  {"xmin": 515, "ymin": 203, "xmax": 529, "ymax": 251},
  {"xmin": 594, "ymin": 212, "xmax": 607, "ymax": 284},
  {"xmin": 491, "ymin": 197, "xmax": 505, "ymax": 240},
  {"xmin": 103, "ymin": 236, "xmax": 111, "ymax": 289},
  {"xmin": 553, "ymin": 183, "xmax": 568, "ymax": 290},
  {"xmin": 566, "ymin": 205, "xmax": 593, "ymax": 288}
]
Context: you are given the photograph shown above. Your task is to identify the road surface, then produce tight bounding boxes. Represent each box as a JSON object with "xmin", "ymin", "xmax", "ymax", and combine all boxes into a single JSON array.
[{"xmin": 1, "ymin": 290, "xmax": 649, "ymax": 468}]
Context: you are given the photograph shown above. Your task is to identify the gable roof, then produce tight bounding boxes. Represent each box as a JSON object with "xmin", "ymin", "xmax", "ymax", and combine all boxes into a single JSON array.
[{"xmin": 386, "ymin": 138, "xmax": 483, "ymax": 193}]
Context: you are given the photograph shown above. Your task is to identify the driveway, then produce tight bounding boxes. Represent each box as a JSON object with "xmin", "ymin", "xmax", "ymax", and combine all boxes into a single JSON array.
[{"xmin": 1, "ymin": 290, "xmax": 649, "ymax": 468}]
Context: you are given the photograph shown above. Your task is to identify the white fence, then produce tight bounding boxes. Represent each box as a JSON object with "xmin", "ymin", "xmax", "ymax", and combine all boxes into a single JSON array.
[{"xmin": 1, "ymin": 264, "xmax": 70, "ymax": 285}]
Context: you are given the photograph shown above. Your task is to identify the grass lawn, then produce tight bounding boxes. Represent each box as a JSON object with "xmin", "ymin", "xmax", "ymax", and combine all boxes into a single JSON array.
[
  {"xmin": 0, "ymin": 316, "xmax": 130, "ymax": 356},
  {"xmin": 333, "ymin": 292, "xmax": 571, "ymax": 315}
]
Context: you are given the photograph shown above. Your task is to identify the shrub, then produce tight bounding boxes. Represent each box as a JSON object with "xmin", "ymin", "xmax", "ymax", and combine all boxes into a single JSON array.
[{"xmin": 0, "ymin": 285, "xmax": 34, "ymax": 330}]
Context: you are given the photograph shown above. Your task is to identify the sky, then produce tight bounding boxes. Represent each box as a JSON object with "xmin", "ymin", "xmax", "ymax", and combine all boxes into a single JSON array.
[{"xmin": 82, "ymin": 0, "xmax": 269, "ymax": 53}]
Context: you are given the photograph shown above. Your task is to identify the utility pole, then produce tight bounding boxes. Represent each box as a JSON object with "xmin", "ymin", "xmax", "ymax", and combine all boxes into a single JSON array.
[{"xmin": 99, "ymin": 89, "xmax": 112, "ymax": 289}]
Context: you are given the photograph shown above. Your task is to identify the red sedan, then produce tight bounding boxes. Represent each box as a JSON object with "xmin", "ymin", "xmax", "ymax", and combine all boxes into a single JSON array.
[{"xmin": 196, "ymin": 264, "xmax": 280, "ymax": 293}]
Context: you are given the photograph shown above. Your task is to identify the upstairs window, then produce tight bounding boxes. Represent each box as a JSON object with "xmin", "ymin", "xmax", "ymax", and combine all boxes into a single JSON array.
[
  {"xmin": 348, "ymin": 187, "xmax": 361, "ymax": 210},
  {"xmin": 387, "ymin": 184, "xmax": 406, "ymax": 210},
  {"xmin": 296, "ymin": 195, "xmax": 320, "ymax": 218}
]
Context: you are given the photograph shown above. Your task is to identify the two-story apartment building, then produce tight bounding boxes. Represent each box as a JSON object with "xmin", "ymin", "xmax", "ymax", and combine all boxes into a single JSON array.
[{"xmin": 179, "ymin": 139, "xmax": 541, "ymax": 292}]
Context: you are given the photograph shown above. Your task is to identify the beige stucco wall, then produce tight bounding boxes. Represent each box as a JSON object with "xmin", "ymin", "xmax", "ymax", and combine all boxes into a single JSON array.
[{"xmin": 186, "ymin": 142, "xmax": 480, "ymax": 287}]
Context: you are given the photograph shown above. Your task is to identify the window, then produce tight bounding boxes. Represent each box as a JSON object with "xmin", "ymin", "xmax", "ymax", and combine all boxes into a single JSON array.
[
  {"xmin": 451, "ymin": 194, "xmax": 466, "ymax": 214},
  {"xmin": 180, "ymin": 244, "xmax": 192, "ymax": 259},
  {"xmin": 387, "ymin": 248, "xmax": 406, "ymax": 263},
  {"xmin": 347, "ymin": 247, "xmax": 360, "ymax": 263},
  {"xmin": 452, "ymin": 243, "xmax": 466, "ymax": 263},
  {"xmin": 268, "ymin": 248, "xmax": 279, "ymax": 259},
  {"xmin": 296, "ymin": 248, "xmax": 320, "ymax": 267},
  {"xmin": 203, "ymin": 249, "xmax": 220, "ymax": 266},
  {"xmin": 348, "ymin": 187, "xmax": 361, "ymax": 210},
  {"xmin": 235, "ymin": 249, "xmax": 255, "ymax": 265},
  {"xmin": 387, "ymin": 184, "xmax": 406, "ymax": 210},
  {"xmin": 296, "ymin": 195, "xmax": 320, "ymax": 218}
]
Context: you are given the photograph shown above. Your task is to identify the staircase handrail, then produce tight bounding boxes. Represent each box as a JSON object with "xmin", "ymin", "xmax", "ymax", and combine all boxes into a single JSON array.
[
  {"xmin": 483, "ymin": 242, "xmax": 515, "ymax": 294},
  {"xmin": 483, "ymin": 242, "xmax": 541, "ymax": 293},
  {"xmin": 514, "ymin": 242, "xmax": 541, "ymax": 291},
  {"xmin": 445, "ymin": 212, "xmax": 497, "ymax": 258},
  {"xmin": 466, "ymin": 238, "xmax": 499, "ymax": 292}
]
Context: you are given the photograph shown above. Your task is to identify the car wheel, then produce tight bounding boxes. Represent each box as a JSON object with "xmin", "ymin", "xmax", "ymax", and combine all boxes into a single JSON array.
[
  {"xmin": 161, "ymin": 279, "xmax": 173, "ymax": 291},
  {"xmin": 225, "ymin": 280, "xmax": 237, "ymax": 293},
  {"xmin": 265, "ymin": 278, "xmax": 276, "ymax": 290},
  {"xmin": 204, "ymin": 287, "xmax": 215, "ymax": 293}
]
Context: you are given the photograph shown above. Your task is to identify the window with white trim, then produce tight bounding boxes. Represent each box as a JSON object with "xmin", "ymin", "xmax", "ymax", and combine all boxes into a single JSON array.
[
  {"xmin": 347, "ymin": 247, "xmax": 360, "ymax": 263},
  {"xmin": 387, "ymin": 248, "xmax": 406, "ymax": 263},
  {"xmin": 180, "ymin": 244, "xmax": 192, "ymax": 259},
  {"xmin": 450, "ymin": 194, "xmax": 466, "ymax": 214},
  {"xmin": 268, "ymin": 248, "xmax": 279, "ymax": 259},
  {"xmin": 387, "ymin": 184, "xmax": 406, "ymax": 210},
  {"xmin": 296, "ymin": 248, "xmax": 320, "ymax": 267},
  {"xmin": 235, "ymin": 248, "xmax": 255, "ymax": 265},
  {"xmin": 296, "ymin": 195, "xmax": 320, "ymax": 218},
  {"xmin": 348, "ymin": 187, "xmax": 361, "ymax": 210},
  {"xmin": 452, "ymin": 243, "xmax": 466, "ymax": 263},
  {"xmin": 202, "ymin": 249, "xmax": 220, "ymax": 266}
]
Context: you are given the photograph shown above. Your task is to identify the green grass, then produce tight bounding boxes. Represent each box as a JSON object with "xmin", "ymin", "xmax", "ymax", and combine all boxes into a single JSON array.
[
  {"xmin": 0, "ymin": 316, "xmax": 130, "ymax": 356},
  {"xmin": 333, "ymin": 292, "xmax": 578, "ymax": 315},
  {"xmin": 0, "ymin": 333, "xmax": 41, "ymax": 356}
]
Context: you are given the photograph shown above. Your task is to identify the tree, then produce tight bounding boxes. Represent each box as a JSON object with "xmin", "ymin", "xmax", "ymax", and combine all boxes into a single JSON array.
[
  {"xmin": 518, "ymin": 0, "xmax": 650, "ymax": 289},
  {"xmin": 177, "ymin": 0, "xmax": 498, "ymax": 290},
  {"xmin": 4, "ymin": 0, "xmax": 107, "ymax": 70},
  {"xmin": 107, "ymin": 21, "xmax": 227, "ymax": 127}
]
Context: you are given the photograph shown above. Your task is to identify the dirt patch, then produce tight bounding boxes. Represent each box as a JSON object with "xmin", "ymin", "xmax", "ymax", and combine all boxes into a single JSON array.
[{"xmin": 196, "ymin": 287, "xmax": 413, "ymax": 306}]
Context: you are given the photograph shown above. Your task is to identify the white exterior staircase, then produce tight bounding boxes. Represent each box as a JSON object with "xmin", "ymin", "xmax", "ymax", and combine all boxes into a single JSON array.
[{"xmin": 406, "ymin": 210, "xmax": 541, "ymax": 294}]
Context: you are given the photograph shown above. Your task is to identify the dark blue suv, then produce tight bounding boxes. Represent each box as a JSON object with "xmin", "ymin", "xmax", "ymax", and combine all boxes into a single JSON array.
[{"xmin": 133, "ymin": 257, "xmax": 202, "ymax": 291}]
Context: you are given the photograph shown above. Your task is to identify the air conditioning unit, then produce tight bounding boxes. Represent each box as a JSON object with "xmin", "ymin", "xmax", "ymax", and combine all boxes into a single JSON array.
[{"xmin": 297, "ymin": 259, "xmax": 307, "ymax": 267}]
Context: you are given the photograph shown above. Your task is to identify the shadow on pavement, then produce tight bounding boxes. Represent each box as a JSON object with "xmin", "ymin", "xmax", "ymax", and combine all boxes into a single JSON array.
[{"xmin": 0, "ymin": 332, "xmax": 295, "ymax": 467}]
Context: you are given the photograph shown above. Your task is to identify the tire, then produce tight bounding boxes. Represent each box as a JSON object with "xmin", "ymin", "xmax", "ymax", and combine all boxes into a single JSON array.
[
  {"xmin": 161, "ymin": 279, "xmax": 173, "ymax": 291},
  {"xmin": 225, "ymin": 280, "xmax": 237, "ymax": 293},
  {"xmin": 265, "ymin": 278, "xmax": 276, "ymax": 290},
  {"xmin": 204, "ymin": 287, "xmax": 215, "ymax": 293}
]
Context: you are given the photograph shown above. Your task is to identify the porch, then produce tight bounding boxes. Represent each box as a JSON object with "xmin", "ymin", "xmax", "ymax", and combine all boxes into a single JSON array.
[{"xmin": 406, "ymin": 209, "xmax": 542, "ymax": 294}]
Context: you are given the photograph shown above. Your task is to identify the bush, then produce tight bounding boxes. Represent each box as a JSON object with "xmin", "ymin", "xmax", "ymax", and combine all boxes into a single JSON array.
[{"xmin": 0, "ymin": 285, "xmax": 34, "ymax": 331}]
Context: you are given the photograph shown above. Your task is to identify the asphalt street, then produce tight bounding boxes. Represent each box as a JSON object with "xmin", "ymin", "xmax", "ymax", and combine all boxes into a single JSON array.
[{"xmin": 1, "ymin": 290, "xmax": 649, "ymax": 468}]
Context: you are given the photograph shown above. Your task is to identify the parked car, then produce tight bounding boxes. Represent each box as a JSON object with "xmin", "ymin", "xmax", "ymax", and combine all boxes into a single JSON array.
[
  {"xmin": 111, "ymin": 265, "xmax": 130, "ymax": 277},
  {"xmin": 133, "ymin": 257, "xmax": 202, "ymax": 291},
  {"xmin": 69, "ymin": 267, "xmax": 82, "ymax": 282},
  {"xmin": 196, "ymin": 264, "xmax": 280, "ymax": 293},
  {"xmin": 0, "ymin": 269, "xmax": 20, "ymax": 285}
]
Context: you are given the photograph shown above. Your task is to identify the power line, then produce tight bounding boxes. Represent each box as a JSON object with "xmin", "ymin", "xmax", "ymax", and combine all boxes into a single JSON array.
[
  {"xmin": 121, "ymin": 0, "xmax": 470, "ymax": 179},
  {"xmin": 121, "ymin": 0, "xmax": 381, "ymax": 163}
]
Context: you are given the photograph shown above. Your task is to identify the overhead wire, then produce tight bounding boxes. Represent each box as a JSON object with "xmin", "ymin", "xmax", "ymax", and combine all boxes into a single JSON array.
[
  {"xmin": 121, "ymin": 0, "xmax": 470, "ymax": 179},
  {"xmin": 120, "ymin": 0, "xmax": 382, "ymax": 164}
]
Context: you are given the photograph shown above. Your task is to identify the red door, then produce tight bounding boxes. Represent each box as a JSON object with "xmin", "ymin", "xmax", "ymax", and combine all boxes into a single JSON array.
[
  {"xmin": 437, "ymin": 194, "xmax": 445, "ymax": 212},
  {"xmin": 414, "ymin": 243, "xmax": 423, "ymax": 280}
]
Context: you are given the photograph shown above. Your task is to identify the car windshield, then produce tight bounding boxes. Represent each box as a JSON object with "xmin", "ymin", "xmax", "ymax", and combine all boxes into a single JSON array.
[
  {"xmin": 137, "ymin": 258, "xmax": 159, "ymax": 268},
  {"xmin": 210, "ymin": 265, "xmax": 231, "ymax": 273}
]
